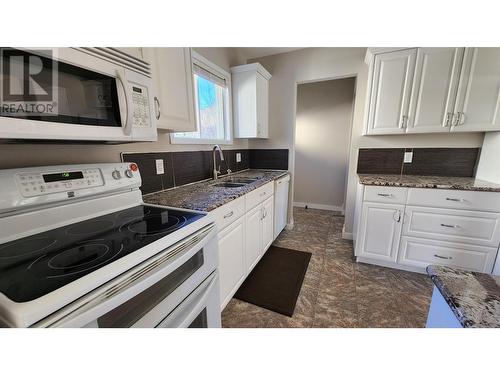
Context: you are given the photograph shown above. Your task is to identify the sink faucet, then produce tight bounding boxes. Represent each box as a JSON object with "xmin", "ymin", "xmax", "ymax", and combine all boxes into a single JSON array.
[{"xmin": 212, "ymin": 145, "xmax": 225, "ymax": 180}]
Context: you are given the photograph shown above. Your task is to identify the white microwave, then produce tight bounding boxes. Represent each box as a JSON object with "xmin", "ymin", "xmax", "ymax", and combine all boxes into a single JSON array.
[{"xmin": 0, "ymin": 47, "xmax": 157, "ymax": 143}]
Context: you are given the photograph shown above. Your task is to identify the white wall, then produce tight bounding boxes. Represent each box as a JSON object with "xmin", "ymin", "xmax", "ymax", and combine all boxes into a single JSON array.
[
  {"xmin": 249, "ymin": 48, "xmax": 484, "ymax": 236},
  {"xmin": 0, "ymin": 48, "xmax": 248, "ymax": 170},
  {"xmin": 294, "ymin": 77, "xmax": 355, "ymax": 210},
  {"xmin": 476, "ymin": 132, "xmax": 500, "ymax": 183}
]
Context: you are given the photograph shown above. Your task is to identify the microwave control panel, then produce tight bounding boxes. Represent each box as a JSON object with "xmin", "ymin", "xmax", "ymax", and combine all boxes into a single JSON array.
[
  {"xmin": 16, "ymin": 168, "xmax": 105, "ymax": 198},
  {"xmin": 131, "ymin": 85, "xmax": 150, "ymax": 127}
]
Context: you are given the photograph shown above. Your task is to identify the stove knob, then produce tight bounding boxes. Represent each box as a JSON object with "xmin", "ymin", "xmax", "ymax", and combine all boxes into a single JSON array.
[
  {"xmin": 125, "ymin": 169, "xmax": 133, "ymax": 178},
  {"xmin": 112, "ymin": 170, "xmax": 122, "ymax": 180}
]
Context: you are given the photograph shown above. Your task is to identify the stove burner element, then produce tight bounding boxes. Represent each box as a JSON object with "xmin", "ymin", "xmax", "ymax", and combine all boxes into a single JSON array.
[
  {"xmin": 127, "ymin": 213, "xmax": 186, "ymax": 236},
  {"xmin": 66, "ymin": 220, "xmax": 115, "ymax": 236},
  {"xmin": 0, "ymin": 238, "xmax": 56, "ymax": 259},
  {"xmin": 48, "ymin": 243, "xmax": 111, "ymax": 270}
]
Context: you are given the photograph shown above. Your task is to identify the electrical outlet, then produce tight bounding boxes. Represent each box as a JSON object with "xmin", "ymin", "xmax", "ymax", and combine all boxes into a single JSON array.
[
  {"xmin": 236, "ymin": 153, "xmax": 241, "ymax": 163},
  {"xmin": 155, "ymin": 159, "xmax": 164, "ymax": 174},
  {"xmin": 404, "ymin": 151, "xmax": 413, "ymax": 163}
]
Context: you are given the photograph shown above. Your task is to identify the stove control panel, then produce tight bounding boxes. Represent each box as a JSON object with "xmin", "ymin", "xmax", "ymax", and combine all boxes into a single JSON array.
[{"xmin": 16, "ymin": 168, "xmax": 105, "ymax": 197}]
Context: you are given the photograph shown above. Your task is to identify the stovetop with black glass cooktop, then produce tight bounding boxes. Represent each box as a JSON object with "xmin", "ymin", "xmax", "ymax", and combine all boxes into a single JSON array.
[{"xmin": 0, "ymin": 205, "xmax": 204, "ymax": 303}]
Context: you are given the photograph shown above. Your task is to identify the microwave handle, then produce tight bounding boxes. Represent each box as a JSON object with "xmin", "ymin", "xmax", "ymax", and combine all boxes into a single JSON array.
[{"xmin": 116, "ymin": 69, "xmax": 133, "ymax": 136}]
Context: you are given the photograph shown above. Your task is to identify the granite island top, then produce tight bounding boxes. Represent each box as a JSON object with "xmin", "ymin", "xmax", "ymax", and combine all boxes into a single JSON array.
[
  {"xmin": 144, "ymin": 169, "xmax": 289, "ymax": 212},
  {"xmin": 358, "ymin": 174, "xmax": 500, "ymax": 192},
  {"xmin": 427, "ymin": 265, "xmax": 500, "ymax": 328}
]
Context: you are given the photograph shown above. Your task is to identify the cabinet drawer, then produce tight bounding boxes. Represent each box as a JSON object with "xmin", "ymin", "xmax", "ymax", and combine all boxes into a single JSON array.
[
  {"xmin": 399, "ymin": 236, "xmax": 497, "ymax": 273},
  {"xmin": 211, "ymin": 196, "xmax": 245, "ymax": 232},
  {"xmin": 364, "ymin": 186, "xmax": 408, "ymax": 204},
  {"xmin": 403, "ymin": 206, "xmax": 500, "ymax": 247},
  {"xmin": 246, "ymin": 182, "xmax": 274, "ymax": 210},
  {"xmin": 407, "ymin": 188, "xmax": 500, "ymax": 212}
]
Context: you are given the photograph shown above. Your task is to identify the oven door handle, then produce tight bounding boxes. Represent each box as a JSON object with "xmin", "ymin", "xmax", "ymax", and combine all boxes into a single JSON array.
[
  {"xmin": 156, "ymin": 272, "xmax": 219, "ymax": 328},
  {"xmin": 116, "ymin": 69, "xmax": 133, "ymax": 136}
]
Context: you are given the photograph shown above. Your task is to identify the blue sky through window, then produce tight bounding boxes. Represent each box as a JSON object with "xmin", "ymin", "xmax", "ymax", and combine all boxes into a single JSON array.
[{"xmin": 197, "ymin": 76, "xmax": 216, "ymax": 110}]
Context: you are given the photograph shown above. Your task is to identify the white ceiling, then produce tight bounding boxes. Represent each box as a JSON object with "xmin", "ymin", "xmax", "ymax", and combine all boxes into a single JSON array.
[{"xmin": 235, "ymin": 47, "xmax": 304, "ymax": 60}]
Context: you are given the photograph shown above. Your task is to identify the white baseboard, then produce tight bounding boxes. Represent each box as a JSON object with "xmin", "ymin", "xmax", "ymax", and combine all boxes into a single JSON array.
[
  {"xmin": 342, "ymin": 224, "xmax": 354, "ymax": 240},
  {"xmin": 293, "ymin": 201, "xmax": 344, "ymax": 213}
]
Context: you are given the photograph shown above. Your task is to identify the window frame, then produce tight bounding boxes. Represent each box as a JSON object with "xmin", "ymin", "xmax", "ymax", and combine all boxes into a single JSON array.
[{"xmin": 170, "ymin": 51, "xmax": 233, "ymax": 145}]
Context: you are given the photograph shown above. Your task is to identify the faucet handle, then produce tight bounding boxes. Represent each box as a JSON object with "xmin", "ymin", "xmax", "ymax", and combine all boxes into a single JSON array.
[{"xmin": 227, "ymin": 169, "xmax": 232, "ymax": 175}]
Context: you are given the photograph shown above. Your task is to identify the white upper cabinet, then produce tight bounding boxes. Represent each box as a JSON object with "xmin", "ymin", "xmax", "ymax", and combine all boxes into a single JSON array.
[
  {"xmin": 451, "ymin": 48, "xmax": 500, "ymax": 132},
  {"xmin": 365, "ymin": 47, "xmax": 500, "ymax": 135},
  {"xmin": 231, "ymin": 63, "xmax": 271, "ymax": 138},
  {"xmin": 142, "ymin": 48, "xmax": 196, "ymax": 132},
  {"xmin": 407, "ymin": 48, "xmax": 464, "ymax": 133},
  {"xmin": 366, "ymin": 49, "xmax": 417, "ymax": 135}
]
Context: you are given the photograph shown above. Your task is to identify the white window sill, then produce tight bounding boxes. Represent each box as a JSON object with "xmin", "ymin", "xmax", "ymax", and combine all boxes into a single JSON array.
[{"xmin": 169, "ymin": 135, "xmax": 233, "ymax": 145}]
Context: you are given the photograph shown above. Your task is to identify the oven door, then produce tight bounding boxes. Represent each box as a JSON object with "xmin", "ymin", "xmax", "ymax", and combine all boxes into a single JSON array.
[
  {"xmin": 35, "ymin": 223, "xmax": 219, "ymax": 328},
  {"xmin": 0, "ymin": 47, "xmax": 156, "ymax": 142}
]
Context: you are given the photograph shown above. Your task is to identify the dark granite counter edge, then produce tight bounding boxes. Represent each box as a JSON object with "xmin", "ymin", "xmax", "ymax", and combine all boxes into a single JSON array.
[
  {"xmin": 143, "ymin": 169, "xmax": 288, "ymax": 198},
  {"xmin": 426, "ymin": 265, "xmax": 470, "ymax": 328}
]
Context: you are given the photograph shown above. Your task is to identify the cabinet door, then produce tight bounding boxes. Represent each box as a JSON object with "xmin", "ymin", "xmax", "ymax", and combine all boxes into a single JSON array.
[
  {"xmin": 358, "ymin": 202, "xmax": 404, "ymax": 262},
  {"xmin": 218, "ymin": 217, "xmax": 246, "ymax": 309},
  {"xmin": 256, "ymin": 73, "xmax": 269, "ymax": 138},
  {"xmin": 245, "ymin": 204, "xmax": 263, "ymax": 272},
  {"xmin": 452, "ymin": 48, "xmax": 500, "ymax": 132},
  {"xmin": 367, "ymin": 49, "xmax": 417, "ymax": 134},
  {"xmin": 143, "ymin": 48, "xmax": 196, "ymax": 132},
  {"xmin": 261, "ymin": 196, "xmax": 274, "ymax": 253},
  {"xmin": 406, "ymin": 48, "xmax": 464, "ymax": 133}
]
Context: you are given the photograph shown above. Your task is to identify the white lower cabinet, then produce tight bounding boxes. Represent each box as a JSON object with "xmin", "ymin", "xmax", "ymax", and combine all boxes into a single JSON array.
[
  {"xmin": 357, "ymin": 202, "xmax": 404, "ymax": 263},
  {"xmin": 218, "ymin": 217, "xmax": 246, "ymax": 310},
  {"xmin": 355, "ymin": 184, "xmax": 500, "ymax": 274},
  {"xmin": 245, "ymin": 204, "xmax": 263, "ymax": 271},
  {"xmin": 214, "ymin": 181, "xmax": 277, "ymax": 310}
]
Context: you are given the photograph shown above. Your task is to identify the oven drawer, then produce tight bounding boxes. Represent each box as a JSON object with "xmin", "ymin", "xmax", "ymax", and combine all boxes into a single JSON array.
[
  {"xmin": 364, "ymin": 186, "xmax": 408, "ymax": 205},
  {"xmin": 407, "ymin": 188, "xmax": 500, "ymax": 212},
  {"xmin": 211, "ymin": 196, "xmax": 245, "ymax": 232},
  {"xmin": 403, "ymin": 206, "xmax": 500, "ymax": 247},
  {"xmin": 246, "ymin": 182, "xmax": 274, "ymax": 210},
  {"xmin": 399, "ymin": 236, "xmax": 497, "ymax": 273}
]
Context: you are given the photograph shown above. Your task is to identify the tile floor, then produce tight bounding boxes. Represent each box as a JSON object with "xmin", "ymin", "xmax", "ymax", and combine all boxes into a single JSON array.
[{"xmin": 222, "ymin": 207, "xmax": 434, "ymax": 328}]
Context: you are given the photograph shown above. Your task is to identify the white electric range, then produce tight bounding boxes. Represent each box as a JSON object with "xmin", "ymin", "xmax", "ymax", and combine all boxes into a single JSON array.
[{"xmin": 0, "ymin": 162, "xmax": 221, "ymax": 328}]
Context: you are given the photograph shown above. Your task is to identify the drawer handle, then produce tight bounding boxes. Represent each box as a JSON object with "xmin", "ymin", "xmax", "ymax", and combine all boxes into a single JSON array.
[
  {"xmin": 223, "ymin": 211, "xmax": 234, "ymax": 219},
  {"xmin": 434, "ymin": 254, "xmax": 453, "ymax": 260},
  {"xmin": 260, "ymin": 192, "xmax": 267, "ymax": 197},
  {"xmin": 377, "ymin": 193, "xmax": 393, "ymax": 197},
  {"xmin": 440, "ymin": 223, "xmax": 461, "ymax": 229},
  {"xmin": 445, "ymin": 197, "xmax": 465, "ymax": 202}
]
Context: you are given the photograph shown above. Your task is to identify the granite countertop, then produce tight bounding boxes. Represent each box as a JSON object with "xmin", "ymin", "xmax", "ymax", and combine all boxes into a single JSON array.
[
  {"xmin": 358, "ymin": 174, "xmax": 500, "ymax": 192},
  {"xmin": 427, "ymin": 265, "xmax": 500, "ymax": 328},
  {"xmin": 144, "ymin": 169, "xmax": 289, "ymax": 212}
]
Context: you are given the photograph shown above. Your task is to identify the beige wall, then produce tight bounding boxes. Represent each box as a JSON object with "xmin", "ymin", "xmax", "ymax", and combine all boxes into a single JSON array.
[
  {"xmin": 0, "ymin": 48, "xmax": 248, "ymax": 170},
  {"xmin": 249, "ymin": 47, "xmax": 484, "ymax": 236},
  {"xmin": 476, "ymin": 132, "xmax": 500, "ymax": 183},
  {"xmin": 294, "ymin": 77, "xmax": 355, "ymax": 209}
]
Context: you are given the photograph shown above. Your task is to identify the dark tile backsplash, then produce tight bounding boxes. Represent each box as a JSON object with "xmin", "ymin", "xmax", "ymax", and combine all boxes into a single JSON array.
[
  {"xmin": 122, "ymin": 148, "xmax": 282, "ymax": 195},
  {"xmin": 249, "ymin": 149, "xmax": 289, "ymax": 170},
  {"xmin": 357, "ymin": 148, "xmax": 480, "ymax": 178}
]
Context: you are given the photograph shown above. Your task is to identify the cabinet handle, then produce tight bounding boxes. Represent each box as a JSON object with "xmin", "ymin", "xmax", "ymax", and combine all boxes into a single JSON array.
[
  {"xmin": 444, "ymin": 112, "xmax": 453, "ymax": 127},
  {"xmin": 154, "ymin": 97, "xmax": 161, "ymax": 120},
  {"xmin": 260, "ymin": 192, "xmax": 266, "ymax": 197},
  {"xmin": 223, "ymin": 211, "xmax": 234, "ymax": 219},
  {"xmin": 377, "ymin": 193, "xmax": 393, "ymax": 197},
  {"xmin": 393, "ymin": 210, "xmax": 401, "ymax": 223},
  {"xmin": 440, "ymin": 223, "xmax": 461, "ymax": 229},
  {"xmin": 457, "ymin": 112, "xmax": 466, "ymax": 125},
  {"xmin": 399, "ymin": 115, "xmax": 407, "ymax": 128},
  {"xmin": 263, "ymin": 207, "xmax": 267, "ymax": 219},
  {"xmin": 434, "ymin": 254, "xmax": 452, "ymax": 260},
  {"xmin": 445, "ymin": 197, "xmax": 464, "ymax": 202}
]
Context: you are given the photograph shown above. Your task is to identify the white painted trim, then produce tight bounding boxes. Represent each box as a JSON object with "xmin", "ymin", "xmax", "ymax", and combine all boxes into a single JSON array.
[
  {"xmin": 293, "ymin": 201, "xmax": 344, "ymax": 213},
  {"xmin": 356, "ymin": 256, "xmax": 426, "ymax": 274},
  {"xmin": 342, "ymin": 226, "xmax": 353, "ymax": 240}
]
